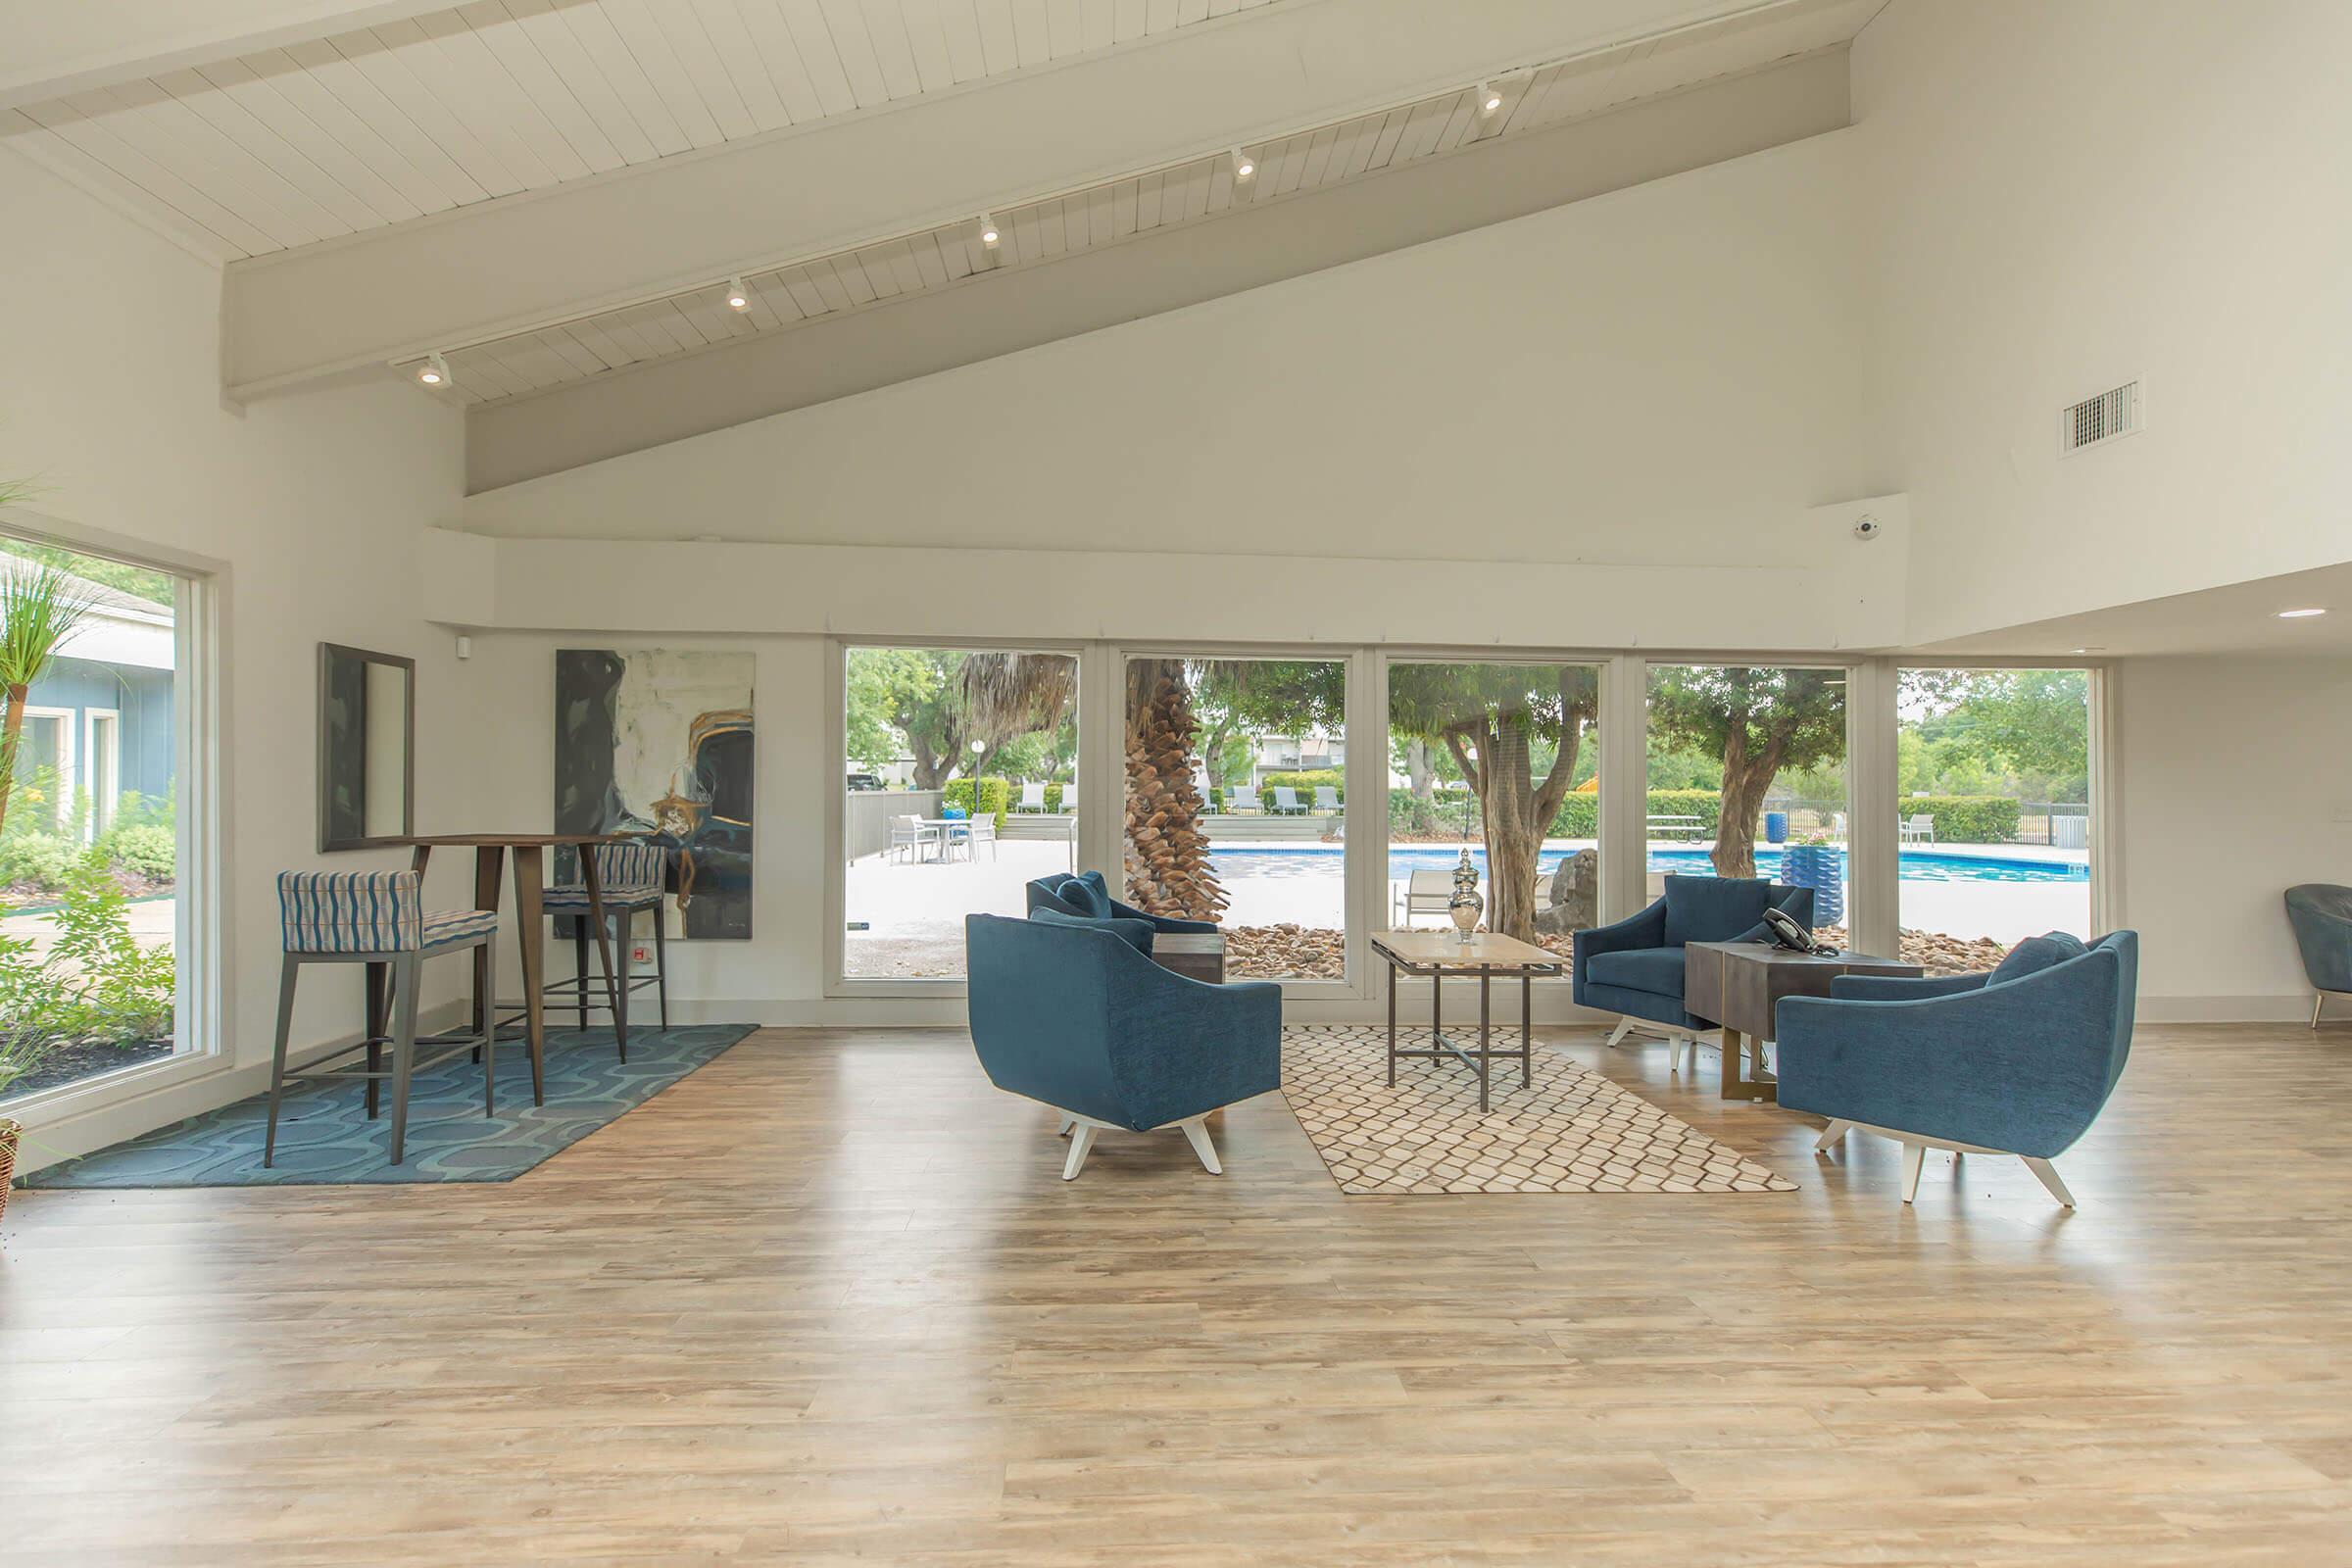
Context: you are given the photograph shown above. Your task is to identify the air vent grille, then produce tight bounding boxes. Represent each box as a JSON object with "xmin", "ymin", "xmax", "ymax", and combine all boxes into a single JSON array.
[{"xmin": 2061, "ymin": 381, "xmax": 2141, "ymax": 454}]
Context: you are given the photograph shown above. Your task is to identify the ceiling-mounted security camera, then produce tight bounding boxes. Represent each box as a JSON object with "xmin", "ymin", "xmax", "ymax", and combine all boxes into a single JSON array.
[{"xmin": 1852, "ymin": 515, "xmax": 1882, "ymax": 540}]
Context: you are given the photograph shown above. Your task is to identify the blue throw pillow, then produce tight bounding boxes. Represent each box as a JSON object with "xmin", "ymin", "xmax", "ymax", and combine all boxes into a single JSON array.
[
  {"xmin": 1030, "ymin": 906, "xmax": 1154, "ymax": 955},
  {"xmin": 1988, "ymin": 930, "xmax": 2087, "ymax": 986},
  {"xmin": 1065, "ymin": 871, "xmax": 1111, "ymax": 918}
]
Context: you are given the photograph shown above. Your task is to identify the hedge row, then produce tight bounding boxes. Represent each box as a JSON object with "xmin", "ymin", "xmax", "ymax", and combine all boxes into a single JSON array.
[
  {"xmin": 942, "ymin": 776, "xmax": 1070, "ymax": 825},
  {"xmin": 1385, "ymin": 788, "xmax": 2023, "ymax": 843}
]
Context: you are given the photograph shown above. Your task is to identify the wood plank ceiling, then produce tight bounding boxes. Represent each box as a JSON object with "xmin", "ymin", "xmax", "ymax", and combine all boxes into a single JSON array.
[
  {"xmin": 405, "ymin": 0, "xmax": 1877, "ymax": 404},
  {"xmin": 0, "ymin": 0, "xmax": 1274, "ymax": 262}
]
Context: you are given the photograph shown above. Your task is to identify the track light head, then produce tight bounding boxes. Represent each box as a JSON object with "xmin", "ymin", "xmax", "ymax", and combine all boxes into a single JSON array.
[
  {"xmin": 979, "ymin": 214, "xmax": 1000, "ymax": 246},
  {"xmin": 1232, "ymin": 147, "xmax": 1255, "ymax": 180},
  {"xmin": 416, "ymin": 353, "xmax": 450, "ymax": 387},
  {"xmin": 725, "ymin": 276, "xmax": 750, "ymax": 310},
  {"xmin": 1478, "ymin": 80, "xmax": 1502, "ymax": 115}
]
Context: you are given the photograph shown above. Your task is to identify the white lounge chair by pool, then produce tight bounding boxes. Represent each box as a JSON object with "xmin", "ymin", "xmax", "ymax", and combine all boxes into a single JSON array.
[
  {"xmin": 1230, "ymin": 788, "xmax": 1262, "ymax": 814},
  {"xmin": 1016, "ymin": 782, "xmax": 1049, "ymax": 812},
  {"xmin": 1272, "ymin": 786, "xmax": 1304, "ymax": 815},
  {"xmin": 1901, "ymin": 813, "xmax": 1936, "ymax": 844},
  {"xmin": 888, "ymin": 814, "xmax": 940, "ymax": 862},
  {"xmin": 1392, "ymin": 867, "xmax": 1457, "ymax": 926},
  {"xmin": 1312, "ymin": 785, "xmax": 1341, "ymax": 813}
]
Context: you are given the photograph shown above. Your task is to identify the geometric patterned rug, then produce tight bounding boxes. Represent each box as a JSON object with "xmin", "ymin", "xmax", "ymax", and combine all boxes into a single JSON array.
[
  {"xmin": 15, "ymin": 1024, "xmax": 756, "ymax": 1189},
  {"xmin": 1282, "ymin": 1023, "xmax": 1797, "ymax": 1197}
]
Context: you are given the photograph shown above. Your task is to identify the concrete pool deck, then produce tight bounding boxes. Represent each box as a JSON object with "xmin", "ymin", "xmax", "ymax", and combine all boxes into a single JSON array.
[{"xmin": 843, "ymin": 834, "xmax": 2092, "ymax": 975}]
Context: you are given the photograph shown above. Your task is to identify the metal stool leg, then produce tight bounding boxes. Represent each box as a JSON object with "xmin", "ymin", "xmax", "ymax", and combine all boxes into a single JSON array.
[
  {"xmin": 612, "ymin": 907, "xmax": 632, "ymax": 1047},
  {"xmin": 364, "ymin": 960, "xmax": 387, "ymax": 1117},
  {"xmin": 480, "ymin": 938, "xmax": 498, "ymax": 1118},
  {"xmin": 653, "ymin": 907, "xmax": 670, "ymax": 1030},
  {"xmin": 264, "ymin": 955, "xmax": 300, "ymax": 1168},
  {"xmin": 572, "ymin": 921, "xmax": 590, "ymax": 1032},
  {"xmin": 387, "ymin": 954, "xmax": 422, "ymax": 1165}
]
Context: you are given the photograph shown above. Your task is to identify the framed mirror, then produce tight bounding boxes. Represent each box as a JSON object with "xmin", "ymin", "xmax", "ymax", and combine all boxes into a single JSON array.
[{"xmin": 318, "ymin": 643, "xmax": 416, "ymax": 851}]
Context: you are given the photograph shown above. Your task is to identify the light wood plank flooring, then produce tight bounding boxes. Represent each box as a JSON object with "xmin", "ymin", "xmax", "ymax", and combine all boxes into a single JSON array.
[{"xmin": 5, "ymin": 1021, "xmax": 2350, "ymax": 1564}]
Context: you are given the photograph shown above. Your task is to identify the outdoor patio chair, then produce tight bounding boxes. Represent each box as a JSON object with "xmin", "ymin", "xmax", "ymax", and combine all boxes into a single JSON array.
[
  {"xmin": 1272, "ymin": 786, "xmax": 1304, "ymax": 815},
  {"xmin": 889, "ymin": 814, "xmax": 940, "ymax": 862},
  {"xmin": 1231, "ymin": 788, "xmax": 1262, "ymax": 814},
  {"xmin": 1901, "ymin": 813, "xmax": 1936, "ymax": 843},
  {"xmin": 1016, "ymin": 782, "xmax": 1049, "ymax": 812},
  {"xmin": 964, "ymin": 814, "xmax": 999, "ymax": 861},
  {"xmin": 1312, "ymin": 785, "xmax": 1341, "ymax": 813},
  {"xmin": 268, "ymin": 870, "xmax": 500, "ymax": 1167},
  {"xmin": 1392, "ymin": 867, "xmax": 1456, "ymax": 926}
]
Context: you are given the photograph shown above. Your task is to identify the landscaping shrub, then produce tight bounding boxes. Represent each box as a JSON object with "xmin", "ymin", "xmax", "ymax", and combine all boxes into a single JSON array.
[
  {"xmin": 0, "ymin": 854, "xmax": 174, "ymax": 1094},
  {"xmin": 101, "ymin": 822, "xmax": 175, "ymax": 881},
  {"xmin": 0, "ymin": 831, "xmax": 79, "ymax": 894},
  {"xmin": 1901, "ymin": 796, "xmax": 2021, "ymax": 844},
  {"xmin": 1261, "ymin": 769, "xmax": 1343, "ymax": 805}
]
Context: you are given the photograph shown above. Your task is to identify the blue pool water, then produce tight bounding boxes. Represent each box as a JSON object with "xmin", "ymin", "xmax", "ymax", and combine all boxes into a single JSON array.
[{"xmin": 1205, "ymin": 844, "xmax": 2087, "ymax": 884}]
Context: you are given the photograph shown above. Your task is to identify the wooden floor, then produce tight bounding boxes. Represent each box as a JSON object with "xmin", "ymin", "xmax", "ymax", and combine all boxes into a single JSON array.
[{"xmin": 6, "ymin": 1021, "xmax": 2350, "ymax": 1565}]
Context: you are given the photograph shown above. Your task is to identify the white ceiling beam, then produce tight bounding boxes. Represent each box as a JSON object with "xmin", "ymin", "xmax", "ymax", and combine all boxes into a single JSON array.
[
  {"xmin": 220, "ymin": 0, "xmax": 1814, "ymax": 395},
  {"xmin": 0, "ymin": 1, "xmax": 464, "ymax": 111}
]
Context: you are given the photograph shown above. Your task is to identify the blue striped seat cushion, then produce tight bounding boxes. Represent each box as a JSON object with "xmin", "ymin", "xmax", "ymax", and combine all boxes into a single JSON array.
[
  {"xmin": 421, "ymin": 908, "xmax": 499, "ymax": 950},
  {"xmin": 280, "ymin": 870, "xmax": 423, "ymax": 953},
  {"xmin": 540, "ymin": 884, "xmax": 664, "ymax": 911}
]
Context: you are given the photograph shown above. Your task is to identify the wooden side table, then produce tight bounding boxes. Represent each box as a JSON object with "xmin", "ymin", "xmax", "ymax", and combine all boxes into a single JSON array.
[
  {"xmin": 1152, "ymin": 931, "xmax": 1225, "ymax": 985},
  {"xmin": 1371, "ymin": 930, "xmax": 1565, "ymax": 1113},
  {"xmin": 1684, "ymin": 941, "xmax": 1923, "ymax": 1102}
]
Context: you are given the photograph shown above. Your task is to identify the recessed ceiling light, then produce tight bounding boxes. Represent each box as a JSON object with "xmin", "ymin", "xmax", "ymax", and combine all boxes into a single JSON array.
[
  {"xmin": 2278, "ymin": 607, "xmax": 2328, "ymax": 618},
  {"xmin": 979, "ymin": 214, "xmax": 1000, "ymax": 246},
  {"xmin": 724, "ymin": 276, "xmax": 749, "ymax": 310},
  {"xmin": 416, "ymin": 353, "xmax": 450, "ymax": 387},
  {"xmin": 1478, "ymin": 80, "xmax": 1501, "ymax": 115},
  {"xmin": 1232, "ymin": 147, "xmax": 1255, "ymax": 180}
]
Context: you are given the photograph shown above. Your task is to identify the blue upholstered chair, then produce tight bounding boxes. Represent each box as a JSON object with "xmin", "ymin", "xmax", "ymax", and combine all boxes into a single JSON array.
[
  {"xmin": 966, "ymin": 913, "xmax": 1280, "ymax": 1180},
  {"xmin": 1774, "ymin": 930, "xmax": 2138, "ymax": 1207},
  {"xmin": 2284, "ymin": 884, "xmax": 2352, "ymax": 1027},
  {"xmin": 1026, "ymin": 869, "xmax": 1218, "ymax": 935},
  {"xmin": 1571, "ymin": 876, "xmax": 1815, "ymax": 1072},
  {"xmin": 269, "ymin": 870, "xmax": 501, "ymax": 1166},
  {"xmin": 543, "ymin": 839, "xmax": 671, "ymax": 1057}
]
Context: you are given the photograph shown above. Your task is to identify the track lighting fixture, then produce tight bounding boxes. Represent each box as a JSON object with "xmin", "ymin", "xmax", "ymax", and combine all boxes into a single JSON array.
[
  {"xmin": 416, "ymin": 353, "xmax": 450, "ymax": 387},
  {"xmin": 725, "ymin": 276, "xmax": 750, "ymax": 310},
  {"xmin": 979, "ymin": 214, "xmax": 1000, "ymax": 246},
  {"xmin": 1233, "ymin": 147, "xmax": 1255, "ymax": 180},
  {"xmin": 1479, "ymin": 80, "xmax": 1502, "ymax": 115}
]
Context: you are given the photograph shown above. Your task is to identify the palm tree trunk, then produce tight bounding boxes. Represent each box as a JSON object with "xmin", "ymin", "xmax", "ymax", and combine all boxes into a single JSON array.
[{"xmin": 1122, "ymin": 662, "xmax": 1225, "ymax": 921}]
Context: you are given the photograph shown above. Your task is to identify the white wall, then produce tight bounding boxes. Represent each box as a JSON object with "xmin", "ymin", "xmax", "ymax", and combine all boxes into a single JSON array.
[
  {"xmin": 2117, "ymin": 655, "xmax": 2352, "ymax": 1018},
  {"xmin": 1854, "ymin": 0, "xmax": 2352, "ymax": 646},
  {"xmin": 462, "ymin": 130, "xmax": 1886, "ymax": 578},
  {"xmin": 0, "ymin": 146, "xmax": 467, "ymax": 1164}
]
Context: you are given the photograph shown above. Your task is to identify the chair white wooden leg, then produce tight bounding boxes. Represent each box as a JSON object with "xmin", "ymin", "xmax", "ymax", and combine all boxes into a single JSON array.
[
  {"xmin": 1178, "ymin": 1116, "xmax": 1222, "ymax": 1175},
  {"xmin": 1061, "ymin": 1124, "xmax": 1098, "ymax": 1181},
  {"xmin": 2317, "ymin": 992, "xmax": 2328, "ymax": 1029},
  {"xmin": 2023, "ymin": 1156, "xmax": 2077, "ymax": 1207},
  {"xmin": 1056, "ymin": 1115, "xmax": 1075, "ymax": 1137},
  {"xmin": 1604, "ymin": 1017, "xmax": 1636, "ymax": 1050},
  {"xmin": 1814, "ymin": 1118, "xmax": 1851, "ymax": 1152},
  {"xmin": 1900, "ymin": 1141, "xmax": 1927, "ymax": 1204}
]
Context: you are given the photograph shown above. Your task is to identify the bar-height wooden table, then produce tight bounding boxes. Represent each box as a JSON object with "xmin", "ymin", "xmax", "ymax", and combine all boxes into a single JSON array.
[
  {"xmin": 399, "ymin": 834, "xmax": 621, "ymax": 1105},
  {"xmin": 1371, "ymin": 930, "xmax": 1565, "ymax": 1113}
]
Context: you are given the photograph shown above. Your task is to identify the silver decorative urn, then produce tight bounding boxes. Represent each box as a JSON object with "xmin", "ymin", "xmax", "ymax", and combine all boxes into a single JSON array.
[{"xmin": 1447, "ymin": 848, "xmax": 1484, "ymax": 944}]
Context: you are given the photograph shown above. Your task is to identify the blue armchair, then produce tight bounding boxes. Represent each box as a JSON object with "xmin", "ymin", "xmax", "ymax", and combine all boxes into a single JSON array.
[
  {"xmin": 1027, "ymin": 869, "xmax": 1217, "ymax": 934},
  {"xmin": 965, "ymin": 913, "xmax": 1281, "ymax": 1180},
  {"xmin": 2284, "ymin": 885, "xmax": 2352, "ymax": 1027},
  {"xmin": 1571, "ymin": 876, "xmax": 1815, "ymax": 1072},
  {"xmin": 1774, "ymin": 931, "xmax": 2137, "ymax": 1206}
]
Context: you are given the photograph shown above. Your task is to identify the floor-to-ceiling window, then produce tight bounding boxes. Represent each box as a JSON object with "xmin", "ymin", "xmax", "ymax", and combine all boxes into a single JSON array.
[
  {"xmin": 1386, "ymin": 659, "xmax": 1602, "ymax": 969},
  {"xmin": 1121, "ymin": 655, "xmax": 1349, "ymax": 980},
  {"xmin": 1644, "ymin": 663, "xmax": 1850, "ymax": 934},
  {"xmin": 0, "ymin": 535, "xmax": 191, "ymax": 1104},
  {"xmin": 841, "ymin": 644, "xmax": 1079, "ymax": 980},
  {"xmin": 1894, "ymin": 666, "xmax": 2094, "ymax": 967}
]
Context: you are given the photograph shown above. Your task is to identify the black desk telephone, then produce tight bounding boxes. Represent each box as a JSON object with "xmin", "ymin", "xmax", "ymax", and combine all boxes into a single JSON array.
[{"xmin": 1760, "ymin": 906, "xmax": 1837, "ymax": 956}]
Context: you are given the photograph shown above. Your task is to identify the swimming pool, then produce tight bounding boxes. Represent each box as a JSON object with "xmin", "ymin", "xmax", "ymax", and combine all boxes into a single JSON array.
[{"xmin": 1205, "ymin": 844, "xmax": 2087, "ymax": 885}]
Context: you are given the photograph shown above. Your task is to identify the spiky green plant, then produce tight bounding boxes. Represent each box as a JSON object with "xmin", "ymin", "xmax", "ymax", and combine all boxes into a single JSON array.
[{"xmin": 0, "ymin": 562, "xmax": 99, "ymax": 841}]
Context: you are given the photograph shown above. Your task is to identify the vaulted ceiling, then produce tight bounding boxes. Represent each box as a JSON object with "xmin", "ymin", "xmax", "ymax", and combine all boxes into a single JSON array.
[{"xmin": 2, "ymin": 0, "xmax": 1886, "ymax": 482}]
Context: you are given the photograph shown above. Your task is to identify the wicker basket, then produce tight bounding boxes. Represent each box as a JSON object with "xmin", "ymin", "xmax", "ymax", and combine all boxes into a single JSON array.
[{"xmin": 0, "ymin": 1117, "xmax": 18, "ymax": 1226}]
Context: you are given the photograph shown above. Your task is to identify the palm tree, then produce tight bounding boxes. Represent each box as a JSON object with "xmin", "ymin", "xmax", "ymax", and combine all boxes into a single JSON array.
[{"xmin": 0, "ymin": 562, "xmax": 99, "ymax": 839}]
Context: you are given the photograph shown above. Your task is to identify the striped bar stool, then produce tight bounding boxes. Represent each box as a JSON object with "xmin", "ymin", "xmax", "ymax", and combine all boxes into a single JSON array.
[
  {"xmin": 544, "ymin": 840, "xmax": 669, "ymax": 1060},
  {"xmin": 268, "ymin": 870, "xmax": 501, "ymax": 1167}
]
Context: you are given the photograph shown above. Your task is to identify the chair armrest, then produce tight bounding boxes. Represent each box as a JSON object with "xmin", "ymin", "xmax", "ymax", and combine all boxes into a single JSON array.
[
  {"xmin": 1573, "ymin": 899, "xmax": 1668, "ymax": 962},
  {"xmin": 1107, "ymin": 957, "xmax": 1284, "ymax": 1128},
  {"xmin": 1828, "ymin": 971, "xmax": 1988, "ymax": 1002},
  {"xmin": 1775, "ymin": 953, "xmax": 2126, "ymax": 1157},
  {"xmin": 1111, "ymin": 898, "xmax": 1218, "ymax": 934}
]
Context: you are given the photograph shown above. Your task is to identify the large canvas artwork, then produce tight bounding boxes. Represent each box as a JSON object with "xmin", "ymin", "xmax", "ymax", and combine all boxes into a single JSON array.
[{"xmin": 555, "ymin": 649, "xmax": 755, "ymax": 940}]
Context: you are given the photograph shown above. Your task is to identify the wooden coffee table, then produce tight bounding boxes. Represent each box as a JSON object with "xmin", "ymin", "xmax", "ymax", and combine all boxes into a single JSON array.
[
  {"xmin": 1152, "ymin": 931, "xmax": 1225, "ymax": 985},
  {"xmin": 1371, "ymin": 930, "xmax": 1565, "ymax": 1113},
  {"xmin": 1683, "ymin": 941, "xmax": 1923, "ymax": 1102}
]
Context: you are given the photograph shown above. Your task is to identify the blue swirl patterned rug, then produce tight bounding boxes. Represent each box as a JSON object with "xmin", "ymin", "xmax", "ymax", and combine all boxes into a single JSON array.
[{"xmin": 18, "ymin": 1024, "xmax": 756, "ymax": 1188}]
